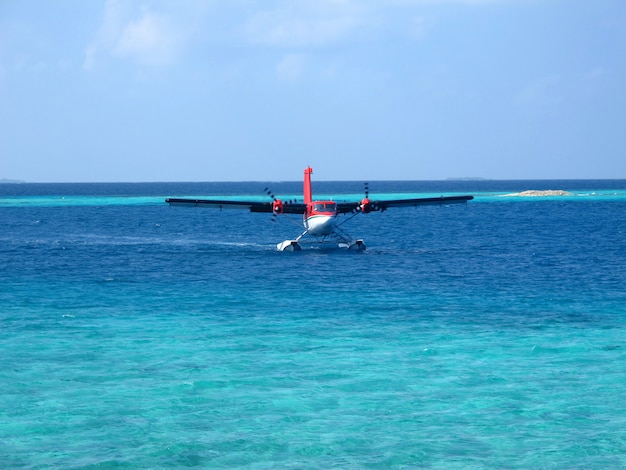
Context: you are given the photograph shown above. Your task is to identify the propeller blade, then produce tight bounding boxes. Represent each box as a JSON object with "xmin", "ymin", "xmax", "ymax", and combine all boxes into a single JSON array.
[
  {"xmin": 364, "ymin": 182, "xmax": 369, "ymax": 199},
  {"xmin": 264, "ymin": 187, "xmax": 276, "ymax": 200}
]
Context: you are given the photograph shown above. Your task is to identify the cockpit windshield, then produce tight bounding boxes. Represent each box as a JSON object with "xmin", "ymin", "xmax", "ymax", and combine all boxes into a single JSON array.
[{"xmin": 313, "ymin": 202, "xmax": 337, "ymax": 212}]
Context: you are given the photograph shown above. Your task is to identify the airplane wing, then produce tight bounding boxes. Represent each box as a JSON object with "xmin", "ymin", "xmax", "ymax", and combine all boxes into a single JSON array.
[
  {"xmin": 167, "ymin": 194, "xmax": 472, "ymax": 214},
  {"xmin": 335, "ymin": 195, "xmax": 473, "ymax": 214},
  {"xmin": 165, "ymin": 198, "xmax": 307, "ymax": 214}
]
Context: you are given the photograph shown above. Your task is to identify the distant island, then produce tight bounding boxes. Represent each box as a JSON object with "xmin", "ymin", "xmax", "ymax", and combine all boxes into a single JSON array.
[
  {"xmin": 0, "ymin": 178, "xmax": 25, "ymax": 184},
  {"xmin": 501, "ymin": 190, "xmax": 574, "ymax": 197},
  {"xmin": 446, "ymin": 177, "xmax": 491, "ymax": 181}
]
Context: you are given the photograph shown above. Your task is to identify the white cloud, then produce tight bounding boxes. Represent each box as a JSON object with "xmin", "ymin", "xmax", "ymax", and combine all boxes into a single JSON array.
[
  {"xmin": 81, "ymin": 0, "xmax": 522, "ymax": 70},
  {"xmin": 243, "ymin": 2, "xmax": 365, "ymax": 47},
  {"xmin": 114, "ymin": 11, "xmax": 181, "ymax": 65},
  {"xmin": 84, "ymin": 0, "xmax": 190, "ymax": 69},
  {"xmin": 240, "ymin": 0, "xmax": 510, "ymax": 48}
]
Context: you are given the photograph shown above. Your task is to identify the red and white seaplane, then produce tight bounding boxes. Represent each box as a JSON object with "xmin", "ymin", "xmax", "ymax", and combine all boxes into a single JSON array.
[{"xmin": 166, "ymin": 167, "xmax": 473, "ymax": 251}]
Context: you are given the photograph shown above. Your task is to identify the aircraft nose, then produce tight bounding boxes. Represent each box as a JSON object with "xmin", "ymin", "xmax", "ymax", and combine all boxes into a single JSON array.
[
  {"xmin": 320, "ymin": 215, "xmax": 336, "ymax": 227},
  {"xmin": 306, "ymin": 214, "xmax": 336, "ymax": 235}
]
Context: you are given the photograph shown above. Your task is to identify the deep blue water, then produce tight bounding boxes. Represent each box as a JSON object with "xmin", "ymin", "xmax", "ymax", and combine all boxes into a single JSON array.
[{"xmin": 1, "ymin": 180, "xmax": 626, "ymax": 468}]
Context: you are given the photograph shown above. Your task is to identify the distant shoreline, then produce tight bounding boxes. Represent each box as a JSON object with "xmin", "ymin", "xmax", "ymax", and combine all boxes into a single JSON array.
[
  {"xmin": 0, "ymin": 179, "xmax": 25, "ymax": 184},
  {"xmin": 446, "ymin": 177, "xmax": 491, "ymax": 181}
]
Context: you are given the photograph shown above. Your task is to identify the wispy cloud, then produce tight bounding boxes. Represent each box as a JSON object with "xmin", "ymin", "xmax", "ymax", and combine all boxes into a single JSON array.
[
  {"xmin": 82, "ymin": 0, "xmax": 521, "ymax": 71},
  {"xmin": 84, "ymin": 0, "xmax": 191, "ymax": 69},
  {"xmin": 114, "ymin": 11, "xmax": 183, "ymax": 65},
  {"xmin": 242, "ymin": 2, "xmax": 365, "ymax": 48},
  {"xmin": 239, "ymin": 0, "xmax": 513, "ymax": 48}
]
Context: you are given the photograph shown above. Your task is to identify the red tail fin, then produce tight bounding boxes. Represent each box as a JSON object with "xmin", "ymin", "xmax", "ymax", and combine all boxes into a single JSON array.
[{"xmin": 304, "ymin": 166, "xmax": 313, "ymax": 204}]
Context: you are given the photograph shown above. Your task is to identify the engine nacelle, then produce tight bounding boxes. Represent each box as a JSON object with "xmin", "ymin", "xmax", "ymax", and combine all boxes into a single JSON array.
[
  {"xmin": 272, "ymin": 199, "xmax": 284, "ymax": 214},
  {"xmin": 360, "ymin": 198, "xmax": 372, "ymax": 213}
]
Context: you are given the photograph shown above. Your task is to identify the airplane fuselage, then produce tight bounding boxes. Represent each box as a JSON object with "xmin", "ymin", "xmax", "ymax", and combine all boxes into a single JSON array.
[{"xmin": 303, "ymin": 201, "xmax": 338, "ymax": 236}]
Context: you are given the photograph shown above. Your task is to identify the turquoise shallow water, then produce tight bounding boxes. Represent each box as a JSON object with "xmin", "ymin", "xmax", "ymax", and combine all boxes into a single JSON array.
[{"xmin": 1, "ymin": 180, "xmax": 626, "ymax": 468}]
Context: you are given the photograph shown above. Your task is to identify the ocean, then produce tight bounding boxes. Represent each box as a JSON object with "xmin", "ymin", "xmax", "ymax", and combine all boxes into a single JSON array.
[{"xmin": 1, "ymin": 179, "xmax": 625, "ymax": 468}]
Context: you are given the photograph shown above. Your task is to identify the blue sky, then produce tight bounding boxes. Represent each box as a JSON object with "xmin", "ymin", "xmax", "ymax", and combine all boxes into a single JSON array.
[{"xmin": 1, "ymin": 0, "xmax": 625, "ymax": 182}]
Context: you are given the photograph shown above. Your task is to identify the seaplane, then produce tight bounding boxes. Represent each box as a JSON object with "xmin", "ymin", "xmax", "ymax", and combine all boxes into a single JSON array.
[{"xmin": 165, "ymin": 166, "xmax": 473, "ymax": 251}]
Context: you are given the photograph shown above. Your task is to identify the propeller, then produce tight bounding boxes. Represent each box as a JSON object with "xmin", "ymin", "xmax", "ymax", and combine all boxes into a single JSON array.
[
  {"xmin": 265, "ymin": 187, "xmax": 299, "ymax": 221},
  {"xmin": 359, "ymin": 182, "xmax": 374, "ymax": 213},
  {"xmin": 264, "ymin": 187, "xmax": 277, "ymax": 201},
  {"xmin": 264, "ymin": 187, "xmax": 284, "ymax": 221}
]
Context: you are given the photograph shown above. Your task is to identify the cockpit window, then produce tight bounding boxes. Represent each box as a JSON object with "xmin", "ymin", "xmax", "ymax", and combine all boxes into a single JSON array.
[{"xmin": 314, "ymin": 202, "xmax": 337, "ymax": 212}]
